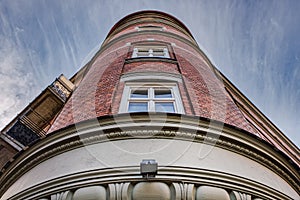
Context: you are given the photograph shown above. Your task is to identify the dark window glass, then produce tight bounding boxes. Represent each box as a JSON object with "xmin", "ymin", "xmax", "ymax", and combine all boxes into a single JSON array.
[
  {"xmin": 130, "ymin": 89, "xmax": 148, "ymax": 98},
  {"xmin": 154, "ymin": 89, "xmax": 172, "ymax": 98}
]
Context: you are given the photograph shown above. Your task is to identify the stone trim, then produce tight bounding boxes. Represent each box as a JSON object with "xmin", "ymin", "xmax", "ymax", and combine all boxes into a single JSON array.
[
  {"xmin": 104, "ymin": 12, "xmax": 196, "ymax": 46},
  {"xmin": 0, "ymin": 114, "xmax": 299, "ymax": 197},
  {"xmin": 5, "ymin": 168, "xmax": 292, "ymax": 200},
  {"xmin": 120, "ymin": 72, "xmax": 182, "ymax": 83},
  {"xmin": 124, "ymin": 57, "xmax": 178, "ymax": 65}
]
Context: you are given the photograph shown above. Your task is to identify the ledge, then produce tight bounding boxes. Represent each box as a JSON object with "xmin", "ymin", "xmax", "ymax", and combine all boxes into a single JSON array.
[
  {"xmin": 3, "ymin": 167, "xmax": 294, "ymax": 200},
  {"xmin": 0, "ymin": 113, "xmax": 299, "ymax": 198},
  {"xmin": 125, "ymin": 57, "xmax": 178, "ymax": 64}
]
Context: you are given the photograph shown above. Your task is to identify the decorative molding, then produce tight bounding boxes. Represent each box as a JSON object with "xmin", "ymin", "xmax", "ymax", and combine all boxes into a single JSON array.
[
  {"xmin": 104, "ymin": 13, "xmax": 196, "ymax": 46},
  {"xmin": 132, "ymin": 182, "xmax": 171, "ymax": 199},
  {"xmin": 196, "ymin": 186, "xmax": 230, "ymax": 200},
  {"xmin": 125, "ymin": 57, "xmax": 178, "ymax": 64},
  {"xmin": 4, "ymin": 166, "xmax": 292, "ymax": 200},
  {"xmin": 0, "ymin": 115, "xmax": 298, "ymax": 198},
  {"xmin": 35, "ymin": 182, "xmax": 267, "ymax": 200},
  {"xmin": 230, "ymin": 191, "xmax": 251, "ymax": 200},
  {"xmin": 50, "ymin": 191, "xmax": 73, "ymax": 200},
  {"xmin": 73, "ymin": 186, "xmax": 106, "ymax": 200},
  {"xmin": 108, "ymin": 182, "xmax": 132, "ymax": 200},
  {"xmin": 120, "ymin": 72, "xmax": 182, "ymax": 83},
  {"xmin": 171, "ymin": 183, "xmax": 195, "ymax": 200}
]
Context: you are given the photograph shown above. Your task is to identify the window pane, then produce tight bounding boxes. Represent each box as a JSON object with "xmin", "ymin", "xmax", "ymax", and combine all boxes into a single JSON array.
[
  {"xmin": 137, "ymin": 48, "xmax": 149, "ymax": 57},
  {"xmin": 137, "ymin": 53, "xmax": 149, "ymax": 57},
  {"xmin": 130, "ymin": 89, "xmax": 148, "ymax": 98},
  {"xmin": 138, "ymin": 26, "xmax": 163, "ymax": 31},
  {"xmin": 154, "ymin": 89, "xmax": 172, "ymax": 98},
  {"xmin": 153, "ymin": 48, "xmax": 164, "ymax": 53},
  {"xmin": 139, "ymin": 49, "xmax": 149, "ymax": 52},
  {"xmin": 155, "ymin": 102, "xmax": 175, "ymax": 113},
  {"xmin": 152, "ymin": 53, "xmax": 165, "ymax": 57},
  {"xmin": 128, "ymin": 102, "xmax": 148, "ymax": 112}
]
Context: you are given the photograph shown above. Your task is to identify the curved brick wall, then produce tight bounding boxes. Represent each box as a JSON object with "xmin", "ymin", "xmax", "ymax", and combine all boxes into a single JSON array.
[{"xmin": 49, "ymin": 11, "xmax": 257, "ymax": 136}]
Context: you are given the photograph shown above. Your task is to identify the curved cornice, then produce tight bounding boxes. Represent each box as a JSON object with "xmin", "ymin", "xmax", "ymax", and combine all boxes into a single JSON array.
[
  {"xmin": 0, "ymin": 114, "xmax": 299, "ymax": 197},
  {"xmin": 4, "ymin": 167, "xmax": 294, "ymax": 200},
  {"xmin": 104, "ymin": 10, "xmax": 195, "ymax": 46}
]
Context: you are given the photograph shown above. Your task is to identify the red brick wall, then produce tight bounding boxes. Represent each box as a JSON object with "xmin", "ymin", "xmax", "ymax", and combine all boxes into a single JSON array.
[
  {"xmin": 111, "ymin": 81, "xmax": 125, "ymax": 114},
  {"xmin": 49, "ymin": 17, "xmax": 257, "ymax": 135},
  {"xmin": 123, "ymin": 61, "xmax": 179, "ymax": 74},
  {"xmin": 49, "ymin": 41, "xmax": 129, "ymax": 132},
  {"xmin": 175, "ymin": 51, "xmax": 257, "ymax": 133}
]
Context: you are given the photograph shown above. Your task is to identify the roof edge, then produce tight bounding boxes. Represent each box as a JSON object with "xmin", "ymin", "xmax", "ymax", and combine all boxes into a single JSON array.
[{"xmin": 105, "ymin": 10, "xmax": 195, "ymax": 42}]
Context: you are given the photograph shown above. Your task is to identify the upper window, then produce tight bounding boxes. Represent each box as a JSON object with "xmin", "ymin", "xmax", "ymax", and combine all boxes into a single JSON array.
[
  {"xmin": 136, "ymin": 25, "xmax": 164, "ymax": 32},
  {"xmin": 132, "ymin": 46, "xmax": 170, "ymax": 58},
  {"xmin": 119, "ymin": 83, "xmax": 184, "ymax": 114}
]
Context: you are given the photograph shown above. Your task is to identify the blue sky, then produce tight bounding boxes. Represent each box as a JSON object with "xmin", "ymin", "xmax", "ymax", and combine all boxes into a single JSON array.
[{"xmin": 0, "ymin": 0, "xmax": 299, "ymax": 147}]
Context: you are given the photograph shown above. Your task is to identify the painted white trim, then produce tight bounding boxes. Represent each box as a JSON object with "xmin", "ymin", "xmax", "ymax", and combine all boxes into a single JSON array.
[
  {"xmin": 1, "ymin": 114, "xmax": 299, "ymax": 200},
  {"xmin": 120, "ymin": 72, "xmax": 182, "ymax": 83}
]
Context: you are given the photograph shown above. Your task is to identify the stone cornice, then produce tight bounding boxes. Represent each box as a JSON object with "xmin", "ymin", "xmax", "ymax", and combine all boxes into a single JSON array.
[
  {"xmin": 124, "ymin": 57, "xmax": 178, "ymax": 65},
  {"xmin": 2, "ymin": 166, "xmax": 295, "ymax": 200},
  {"xmin": 0, "ymin": 114, "xmax": 299, "ymax": 197},
  {"xmin": 104, "ymin": 11, "xmax": 196, "ymax": 46}
]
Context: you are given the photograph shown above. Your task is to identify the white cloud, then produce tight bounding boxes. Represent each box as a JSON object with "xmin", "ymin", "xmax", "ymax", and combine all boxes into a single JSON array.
[{"xmin": 0, "ymin": 37, "xmax": 38, "ymax": 129}]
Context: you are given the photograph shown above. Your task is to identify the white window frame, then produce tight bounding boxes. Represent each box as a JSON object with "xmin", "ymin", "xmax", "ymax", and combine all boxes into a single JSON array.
[
  {"xmin": 132, "ymin": 46, "xmax": 170, "ymax": 58},
  {"xmin": 119, "ymin": 82, "xmax": 184, "ymax": 114}
]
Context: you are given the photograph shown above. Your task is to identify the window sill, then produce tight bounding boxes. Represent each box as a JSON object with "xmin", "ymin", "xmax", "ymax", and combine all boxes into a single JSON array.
[{"xmin": 125, "ymin": 57, "xmax": 178, "ymax": 64}]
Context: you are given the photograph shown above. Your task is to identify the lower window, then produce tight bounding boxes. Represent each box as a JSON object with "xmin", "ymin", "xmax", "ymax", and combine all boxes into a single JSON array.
[{"xmin": 119, "ymin": 83, "xmax": 184, "ymax": 114}]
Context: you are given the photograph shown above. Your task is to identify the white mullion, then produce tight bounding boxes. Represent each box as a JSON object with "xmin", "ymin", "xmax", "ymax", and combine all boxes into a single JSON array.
[
  {"xmin": 149, "ymin": 87, "xmax": 155, "ymax": 112},
  {"xmin": 132, "ymin": 48, "xmax": 138, "ymax": 58},
  {"xmin": 172, "ymin": 85, "xmax": 184, "ymax": 114},
  {"xmin": 163, "ymin": 48, "xmax": 170, "ymax": 58},
  {"xmin": 168, "ymin": 86, "xmax": 176, "ymax": 112},
  {"xmin": 145, "ymin": 87, "xmax": 149, "ymax": 112},
  {"xmin": 172, "ymin": 101, "xmax": 177, "ymax": 112},
  {"xmin": 154, "ymin": 99, "xmax": 174, "ymax": 103},
  {"xmin": 148, "ymin": 48, "xmax": 153, "ymax": 57}
]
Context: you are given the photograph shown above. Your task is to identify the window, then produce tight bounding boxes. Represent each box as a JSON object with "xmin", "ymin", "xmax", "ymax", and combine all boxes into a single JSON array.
[
  {"xmin": 132, "ymin": 46, "xmax": 170, "ymax": 58},
  {"xmin": 119, "ymin": 83, "xmax": 184, "ymax": 114},
  {"xmin": 136, "ymin": 25, "xmax": 164, "ymax": 32}
]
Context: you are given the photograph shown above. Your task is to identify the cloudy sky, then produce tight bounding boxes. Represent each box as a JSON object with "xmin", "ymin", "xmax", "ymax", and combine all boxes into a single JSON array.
[{"xmin": 0, "ymin": 0, "xmax": 299, "ymax": 147}]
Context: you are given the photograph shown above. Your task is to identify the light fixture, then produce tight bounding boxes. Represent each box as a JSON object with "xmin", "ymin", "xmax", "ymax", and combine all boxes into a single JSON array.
[{"xmin": 140, "ymin": 159, "xmax": 158, "ymax": 178}]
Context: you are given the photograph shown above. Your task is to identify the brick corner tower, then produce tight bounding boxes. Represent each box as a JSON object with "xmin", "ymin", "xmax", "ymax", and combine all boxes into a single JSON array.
[{"xmin": 0, "ymin": 11, "xmax": 299, "ymax": 200}]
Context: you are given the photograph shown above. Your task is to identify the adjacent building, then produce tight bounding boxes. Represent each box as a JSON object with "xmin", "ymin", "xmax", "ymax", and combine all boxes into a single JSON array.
[{"xmin": 0, "ymin": 11, "xmax": 299, "ymax": 200}]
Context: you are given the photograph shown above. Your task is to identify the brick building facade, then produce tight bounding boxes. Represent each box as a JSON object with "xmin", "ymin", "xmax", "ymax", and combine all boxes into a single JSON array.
[{"xmin": 0, "ymin": 11, "xmax": 299, "ymax": 200}]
